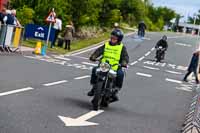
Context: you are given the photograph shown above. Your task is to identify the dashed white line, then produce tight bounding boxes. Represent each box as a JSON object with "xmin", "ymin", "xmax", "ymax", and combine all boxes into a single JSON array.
[
  {"xmin": 43, "ymin": 80, "xmax": 68, "ymax": 87},
  {"xmin": 82, "ymin": 62, "xmax": 98, "ymax": 66},
  {"xmin": 0, "ymin": 87, "xmax": 34, "ymax": 97},
  {"xmin": 74, "ymin": 75, "xmax": 91, "ymax": 80},
  {"xmin": 151, "ymin": 48, "xmax": 155, "ymax": 51},
  {"xmin": 143, "ymin": 66, "xmax": 160, "ymax": 70},
  {"xmin": 166, "ymin": 78, "xmax": 182, "ymax": 84},
  {"xmin": 130, "ymin": 61, "xmax": 138, "ymax": 66},
  {"xmin": 136, "ymin": 72, "xmax": 152, "ymax": 77},
  {"xmin": 145, "ymin": 51, "xmax": 151, "ymax": 56},
  {"xmin": 165, "ymin": 70, "xmax": 182, "ymax": 75},
  {"xmin": 138, "ymin": 56, "xmax": 145, "ymax": 61}
]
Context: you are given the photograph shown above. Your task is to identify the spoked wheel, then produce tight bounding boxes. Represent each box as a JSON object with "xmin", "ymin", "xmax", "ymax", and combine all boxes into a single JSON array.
[{"xmin": 92, "ymin": 82, "xmax": 103, "ymax": 111}]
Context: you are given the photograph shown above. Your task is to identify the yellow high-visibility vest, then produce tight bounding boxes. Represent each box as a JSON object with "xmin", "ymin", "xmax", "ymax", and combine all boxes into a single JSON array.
[{"xmin": 101, "ymin": 42, "xmax": 123, "ymax": 71}]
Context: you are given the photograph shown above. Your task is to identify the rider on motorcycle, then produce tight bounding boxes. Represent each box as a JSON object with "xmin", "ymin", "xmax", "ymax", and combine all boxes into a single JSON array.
[
  {"xmin": 155, "ymin": 35, "xmax": 168, "ymax": 60},
  {"xmin": 138, "ymin": 21, "xmax": 146, "ymax": 37},
  {"xmin": 88, "ymin": 29, "xmax": 129, "ymax": 102}
]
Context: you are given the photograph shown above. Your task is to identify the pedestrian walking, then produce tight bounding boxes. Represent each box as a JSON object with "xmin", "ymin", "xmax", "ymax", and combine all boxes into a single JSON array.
[
  {"xmin": 63, "ymin": 21, "xmax": 74, "ymax": 50},
  {"xmin": 183, "ymin": 49, "xmax": 200, "ymax": 84}
]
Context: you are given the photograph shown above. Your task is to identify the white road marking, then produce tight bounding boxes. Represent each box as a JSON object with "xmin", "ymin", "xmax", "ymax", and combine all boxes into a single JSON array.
[
  {"xmin": 82, "ymin": 62, "xmax": 98, "ymax": 66},
  {"xmin": 176, "ymin": 87, "xmax": 192, "ymax": 92},
  {"xmin": 145, "ymin": 51, "xmax": 151, "ymax": 56},
  {"xmin": 138, "ymin": 56, "xmax": 145, "ymax": 61},
  {"xmin": 58, "ymin": 110, "xmax": 104, "ymax": 127},
  {"xmin": 175, "ymin": 42, "xmax": 192, "ymax": 47},
  {"xmin": 151, "ymin": 47, "xmax": 155, "ymax": 51},
  {"xmin": 166, "ymin": 78, "xmax": 182, "ymax": 84},
  {"xmin": 0, "ymin": 87, "xmax": 34, "ymax": 97},
  {"xmin": 143, "ymin": 66, "xmax": 160, "ymax": 70},
  {"xmin": 72, "ymin": 55, "xmax": 89, "ymax": 60},
  {"xmin": 143, "ymin": 60, "xmax": 156, "ymax": 65},
  {"xmin": 43, "ymin": 80, "xmax": 68, "ymax": 87},
  {"xmin": 177, "ymin": 66, "xmax": 188, "ymax": 71},
  {"xmin": 53, "ymin": 55, "xmax": 71, "ymax": 61},
  {"xmin": 24, "ymin": 55, "xmax": 39, "ymax": 59},
  {"xmin": 74, "ymin": 75, "xmax": 91, "ymax": 80},
  {"xmin": 165, "ymin": 70, "xmax": 182, "ymax": 75},
  {"xmin": 70, "ymin": 43, "xmax": 104, "ymax": 56},
  {"xmin": 130, "ymin": 61, "xmax": 138, "ymax": 66},
  {"xmin": 136, "ymin": 72, "xmax": 152, "ymax": 77},
  {"xmin": 168, "ymin": 36, "xmax": 185, "ymax": 39},
  {"xmin": 143, "ymin": 37, "xmax": 151, "ymax": 40}
]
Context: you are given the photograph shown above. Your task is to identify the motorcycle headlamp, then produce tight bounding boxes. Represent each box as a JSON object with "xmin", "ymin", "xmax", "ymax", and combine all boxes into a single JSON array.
[{"xmin": 99, "ymin": 62, "xmax": 110, "ymax": 72}]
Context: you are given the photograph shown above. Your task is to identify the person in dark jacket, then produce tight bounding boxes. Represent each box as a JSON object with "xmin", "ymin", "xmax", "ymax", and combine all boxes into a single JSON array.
[
  {"xmin": 138, "ymin": 21, "xmax": 146, "ymax": 37},
  {"xmin": 155, "ymin": 35, "xmax": 168, "ymax": 50},
  {"xmin": 155, "ymin": 35, "xmax": 168, "ymax": 60},
  {"xmin": 183, "ymin": 50, "xmax": 200, "ymax": 84},
  {"xmin": 87, "ymin": 29, "xmax": 129, "ymax": 102},
  {"xmin": 3, "ymin": 10, "xmax": 14, "ymax": 25}
]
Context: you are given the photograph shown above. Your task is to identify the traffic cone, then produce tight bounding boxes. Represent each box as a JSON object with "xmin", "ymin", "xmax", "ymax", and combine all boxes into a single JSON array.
[{"xmin": 34, "ymin": 41, "xmax": 42, "ymax": 54}]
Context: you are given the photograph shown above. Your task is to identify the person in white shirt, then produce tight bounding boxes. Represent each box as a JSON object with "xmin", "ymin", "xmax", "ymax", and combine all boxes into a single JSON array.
[
  {"xmin": 11, "ymin": 9, "xmax": 21, "ymax": 27},
  {"xmin": 51, "ymin": 16, "xmax": 62, "ymax": 48}
]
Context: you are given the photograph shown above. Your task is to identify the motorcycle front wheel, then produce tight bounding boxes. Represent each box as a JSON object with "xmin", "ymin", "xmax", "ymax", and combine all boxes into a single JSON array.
[{"xmin": 92, "ymin": 82, "xmax": 104, "ymax": 111}]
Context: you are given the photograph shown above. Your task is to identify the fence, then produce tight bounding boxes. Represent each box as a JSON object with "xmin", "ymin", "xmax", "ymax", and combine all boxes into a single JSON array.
[{"xmin": 0, "ymin": 24, "xmax": 23, "ymax": 54}]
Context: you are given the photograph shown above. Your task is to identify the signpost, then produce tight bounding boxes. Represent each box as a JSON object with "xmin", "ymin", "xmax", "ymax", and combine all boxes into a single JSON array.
[
  {"xmin": 45, "ymin": 9, "xmax": 56, "ymax": 46},
  {"xmin": 43, "ymin": 8, "xmax": 56, "ymax": 55}
]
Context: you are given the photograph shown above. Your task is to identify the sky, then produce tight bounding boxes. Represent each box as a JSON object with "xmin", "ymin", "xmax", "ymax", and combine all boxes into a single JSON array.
[{"xmin": 152, "ymin": 0, "xmax": 200, "ymax": 21}]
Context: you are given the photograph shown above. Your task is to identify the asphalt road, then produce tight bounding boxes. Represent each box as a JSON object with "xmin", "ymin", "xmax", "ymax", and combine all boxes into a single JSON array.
[{"xmin": 0, "ymin": 32, "xmax": 199, "ymax": 133}]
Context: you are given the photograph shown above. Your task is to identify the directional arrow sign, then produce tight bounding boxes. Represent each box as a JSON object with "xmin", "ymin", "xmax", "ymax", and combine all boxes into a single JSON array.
[{"xmin": 58, "ymin": 110, "xmax": 104, "ymax": 127}]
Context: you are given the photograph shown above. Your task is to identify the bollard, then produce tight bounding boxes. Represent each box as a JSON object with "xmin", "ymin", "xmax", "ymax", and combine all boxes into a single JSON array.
[
  {"xmin": 41, "ymin": 44, "xmax": 47, "ymax": 56},
  {"xmin": 34, "ymin": 41, "xmax": 42, "ymax": 54}
]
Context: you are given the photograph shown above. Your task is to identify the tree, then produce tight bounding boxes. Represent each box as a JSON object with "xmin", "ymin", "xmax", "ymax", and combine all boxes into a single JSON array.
[
  {"xmin": 188, "ymin": 10, "xmax": 200, "ymax": 25},
  {"xmin": 121, "ymin": 0, "xmax": 145, "ymax": 25},
  {"xmin": 17, "ymin": 6, "xmax": 35, "ymax": 25}
]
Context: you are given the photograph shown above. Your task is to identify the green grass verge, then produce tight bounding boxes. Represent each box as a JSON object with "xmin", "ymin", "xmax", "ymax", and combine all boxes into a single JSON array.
[{"xmin": 22, "ymin": 29, "xmax": 132, "ymax": 54}]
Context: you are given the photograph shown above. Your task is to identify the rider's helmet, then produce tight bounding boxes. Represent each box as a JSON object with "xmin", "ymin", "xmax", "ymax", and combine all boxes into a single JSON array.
[
  {"xmin": 114, "ymin": 22, "xmax": 119, "ymax": 27},
  {"xmin": 111, "ymin": 29, "xmax": 124, "ymax": 43},
  {"xmin": 162, "ymin": 35, "xmax": 167, "ymax": 41}
]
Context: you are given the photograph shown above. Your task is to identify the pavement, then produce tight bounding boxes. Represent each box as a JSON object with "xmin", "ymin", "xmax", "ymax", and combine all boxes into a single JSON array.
[{"xmin": 0, "ymin": 32, "xmax": 199, "ymax": 133}]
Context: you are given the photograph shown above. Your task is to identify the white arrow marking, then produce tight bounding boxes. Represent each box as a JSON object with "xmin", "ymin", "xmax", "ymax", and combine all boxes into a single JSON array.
[{"xmin": 58, "ymin": 110, "xmax": 104, "ymax": 127}]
